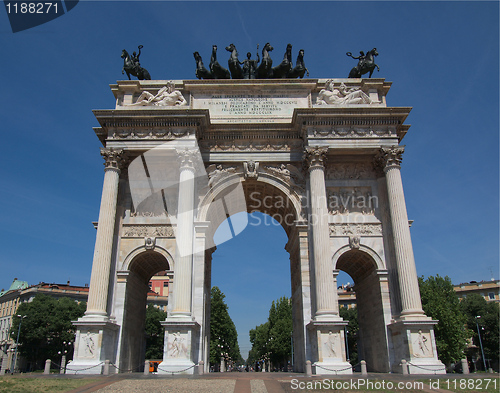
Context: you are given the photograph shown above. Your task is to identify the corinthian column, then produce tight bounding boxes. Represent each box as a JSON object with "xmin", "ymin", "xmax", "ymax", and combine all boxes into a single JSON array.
[
  {"xmin": 376, "ymin": 146, "xmax": 425, "ymax": 319},
  {"xmin": 304, "ymin": 147, "xmax": 339, "ymax": 320},
  {"xmin": 86, "ymin": 148, "xmax": 127, "ymax": 317},
  {"xmin": 170, "ymin": 148, "xmax": 197, "ymax": 318}
]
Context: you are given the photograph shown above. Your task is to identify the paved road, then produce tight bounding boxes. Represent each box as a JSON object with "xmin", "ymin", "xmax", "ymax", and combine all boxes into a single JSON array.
[{"xmin": 63, "ymin": 372, "xmax": 499, "ymax": 393}]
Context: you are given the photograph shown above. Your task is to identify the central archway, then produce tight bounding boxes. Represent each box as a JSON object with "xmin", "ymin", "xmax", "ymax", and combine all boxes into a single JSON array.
[{"xmin": 198, "ymin": 173, "xmax": 310, "ymax": 372}]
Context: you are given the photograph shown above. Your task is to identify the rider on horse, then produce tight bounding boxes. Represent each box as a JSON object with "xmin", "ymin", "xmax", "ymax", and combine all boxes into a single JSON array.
[{"xmin": 130, "ymin": 45, "xmax": 143, "ymax": 75}]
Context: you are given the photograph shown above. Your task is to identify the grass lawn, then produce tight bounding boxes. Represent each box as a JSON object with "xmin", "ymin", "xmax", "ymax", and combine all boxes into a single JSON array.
[{"xmin": 0, "ymin": 376, "xmax": 100, "ymax": 393}]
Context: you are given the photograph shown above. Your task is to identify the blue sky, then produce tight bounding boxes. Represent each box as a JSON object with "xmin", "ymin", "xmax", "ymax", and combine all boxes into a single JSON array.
[{"xmin": 1, "ymin": 1, "xmax": 498, "ymax": 358}]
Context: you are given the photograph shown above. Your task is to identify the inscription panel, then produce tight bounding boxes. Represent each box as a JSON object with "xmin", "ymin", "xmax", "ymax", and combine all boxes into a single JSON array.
[{"xmin": 191, "ymin": 91, "xmax": 309, "ymax": 123}]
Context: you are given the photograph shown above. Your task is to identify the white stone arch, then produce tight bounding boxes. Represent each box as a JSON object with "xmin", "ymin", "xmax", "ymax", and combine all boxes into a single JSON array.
[
  {"xmin": 197, "ymin": 171, "xmax": 304, "ymax": 232},
  {"xmin": 332, "ymin": 243, "xmax": 385, "ymax": 272},
  {"xmin": 120, "ymin": 245, "xmax": 175, "ymax": 273}
]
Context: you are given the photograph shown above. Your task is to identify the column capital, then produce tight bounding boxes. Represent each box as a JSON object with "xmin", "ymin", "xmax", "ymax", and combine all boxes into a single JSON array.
[
  {"xmin": 304, "ymin": 146, "xmax": 328, "ymax": 171},
  {"xmin": 100, "ymin": 148, "xmax": 128, "ymax": 171},
  {"xmin": 374, "ymin": 145, "xmax": 405, "ymax": 172},
  {"xmin": 177, "ymin": 148, "xmax": 200, "ymax": 171}
]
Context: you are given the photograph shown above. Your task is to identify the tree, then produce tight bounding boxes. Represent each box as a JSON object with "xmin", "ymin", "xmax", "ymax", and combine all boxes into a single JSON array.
[
  {"xmin": 248, "ymin": 322, "xmax": 269, "ymax": 367},
  {"xmin": 209, "ymin": 287, "xmax": 242, "ymax": 368},
  {"xmin": 339, "ymin": 306, "xmax": 359, "ymax": 365},
  {"xmin": 248, "ymin": 296, "xmax": 292, "ymax": 371},
  {"xmin": 144, "ymin": 304, "xmax": 167, "ymax": 359},
  {"xmin": 267, "ymin": 297, "xmax": 292, "ymax": 369},
  {"xmin": 418, "ymin": 275, "xmax": 469, "ymax": 366},
  {"xmin": 11, "ymin": 294, "xmax": 86, "ymax": 370},
  {"xmin": 460, "ymin": 293, "xmax": 499, "ymax": 370}
]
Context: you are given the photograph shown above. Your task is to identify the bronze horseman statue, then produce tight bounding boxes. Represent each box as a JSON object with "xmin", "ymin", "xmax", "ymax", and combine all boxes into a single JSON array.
[
  {"xmin": 121, "ymin": 45, "xmax": 151, "ymax": 80},
  {"xmin": 347, "ymin": 48, "xmax": 380, "ymax": 78}
]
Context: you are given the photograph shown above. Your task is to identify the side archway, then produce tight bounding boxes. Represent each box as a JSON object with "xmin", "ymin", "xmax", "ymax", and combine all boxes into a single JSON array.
[
  {"xmin": 333, "ymin": 247, "xmax": 391, "ymax": 372},
  {"xmin": 118, "ymin": 249, "xmax": 172, "ymax": 372}
]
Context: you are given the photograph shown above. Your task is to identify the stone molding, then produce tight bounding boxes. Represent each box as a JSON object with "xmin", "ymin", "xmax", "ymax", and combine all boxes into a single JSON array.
[
  {"xmin": 109, "ymin": 128, "xmax": 193, "ymax": 140},
  {"xmin": 310, "ymin": 127, "xmax": 396, "ymax": 138},
  {"xmin": 199, "ymin": 139, "xmax": 302, "ymax": 152}
]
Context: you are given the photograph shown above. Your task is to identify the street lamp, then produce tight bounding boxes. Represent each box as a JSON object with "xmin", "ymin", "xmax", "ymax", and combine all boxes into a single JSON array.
[
  {"xmin": 475, "ymin": 316, "xmax": 487, "ymax": 371},
  {"xmin": 58, "ymin": 341, "xmax": 72, "ymax": 374},
  {"xmin": 13, "ymin": 315, "xmax": 26, "ymax": 373},
  {"xmin": 345, "ymin": 327, "xmax": 350, "ymax": 362}
]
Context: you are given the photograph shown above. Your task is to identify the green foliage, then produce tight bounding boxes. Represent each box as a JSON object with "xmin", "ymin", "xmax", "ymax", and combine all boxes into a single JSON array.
[
  {"xmin": 339, "ymin": 306, "xmax": 359, "ymax": 365},
  {"xmin": 460, "ymin": 293, "xmax": 499, "ymax": 366},
  {"xmin": 144, "ymin": 304, "xmax": 167, "ymax": 359},
  {"xmin": 209, "ymin": 287, "xmax": 242, "ymax": 366},
  {"xmin": 418, "ymin": 275, "xmax": 469, "ymax": 365},
  {"xmin": 248, "ymin": 296, "xmax": 292, "ymax": 370},
  {"xmin": 11, "ymin": 294, "xmax": 86, "ymax": 370}
]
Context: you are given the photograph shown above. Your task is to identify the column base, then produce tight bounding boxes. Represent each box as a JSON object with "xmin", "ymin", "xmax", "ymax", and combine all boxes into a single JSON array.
[
  {"xmin": 157, "ymin": 318, "xmax": 200, "ymax": 375},
  {"xmin": 67, "ymin": 317, "xmax": 119, "ymax": 375},
  {"xmin": 307, "ymin": 320, "xmax": 352, "ymax": 375},
  {"xmin": 388, "ymin": 319, "xmax": 446, "ymax": 375}
]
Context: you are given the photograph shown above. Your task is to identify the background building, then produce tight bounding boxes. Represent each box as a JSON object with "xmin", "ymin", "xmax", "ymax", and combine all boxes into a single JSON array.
[
  {"xmin": 454, "ymin": 280, "xmax": 500, "ymax": 303},
  {"xmin": 0, "ymin": 277, "xmax": 169, "ymax": 373}
]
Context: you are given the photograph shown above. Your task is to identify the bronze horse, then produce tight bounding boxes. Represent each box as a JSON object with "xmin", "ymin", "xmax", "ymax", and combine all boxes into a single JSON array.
[
  {"xmin": 270, "ymin": 43, "xmax": 293, "ymax": 78},
  {"xmin": 288, "ymin": 49, "xmax": 309, "ymax": 79},
  {"xmin": 348, "ymin": 48, "xmax": 380, "ymax": 78},
  {"xmin": 121, "ymin": 49, "xmax": 151, "ymax": 80},
  {"xmin": 256, "ymin": 42, "xmax": 274, "ymax": 79},
  {"xmin": 210, "ymin": 45, "xmax": 230, "ymax": 79},
  {"xmin": 225, "ymin": 43, "xmax": 243, "ymax": 79},
  {"xmin": 193, "ymin": 52, "xmax": 214, "ymax": 79}
]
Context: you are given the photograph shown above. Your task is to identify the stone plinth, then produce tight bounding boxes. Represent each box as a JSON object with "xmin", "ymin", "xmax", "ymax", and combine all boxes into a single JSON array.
[
  {"xmin": 67, "ymin": 320, "xmax": 119, "ymax": 374},
  {"xmin": 157, "ymin": 319, "xmax": 200, "ymax": 375},
  {"xmin": 388, "ymin": 320, "xmax": 446, "ymax": 374},
  {"xmin": 308, "ymin": 320, "xmax": 352, "ymax": 375}
]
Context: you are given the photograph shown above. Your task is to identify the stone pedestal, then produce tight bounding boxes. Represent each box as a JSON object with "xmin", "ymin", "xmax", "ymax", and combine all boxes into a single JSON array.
[
  {"xmin": 308, "ymin": 321, "xmax": 352, "ymax": 375},
  {"xmin": 157, "ymin": 319, "xmax": 200, "ymax": 375},
  {"xmin": 388, "ymin": 320, "xmax": 445, "ymax": 374},
  {"xmin": 67, "ymin": 321, "xmax": 119, "ymax": 374}
]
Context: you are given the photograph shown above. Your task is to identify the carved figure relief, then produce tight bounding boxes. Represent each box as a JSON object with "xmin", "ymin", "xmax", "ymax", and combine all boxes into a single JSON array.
[
  {"xmin": 326, "ymin": 163, "xmax": 376, "ymax": 180},
  {"xmin": 349, "ymin": 235, "xmax": 360, "ymax": 249},
  {"xmin": 323, "ymin": 331, "xmax": 338, "ymax": 358},
  {"xmin": 327, "ymin": 187, "xmax": 376, "ymax": 215},
  {"xmin": 206, "ymin": 164, "xmax": 237, "ymax": 188},
  {"xmin": 412, "ymin": 330, "xmax": 432, "ymax": 358},
  {"xmin": 329, "ymin": 223, "xmax": 383, "ymax": 237},
  {"xmin": 127, "ymin": 81, "xmax": 187, "ymax": 106},
  {"xmin": 82, "ymin": 332, "xmax": 96, "ymax": 358},
  {"xmin": 168, "ymin": 332, "xmax": 188, "ymax": 359},
  {"xmin": 264, "ymin": 163, "xmax": 305, "ymax": 190},
  {"xmin": 316, "ymin": 80, "xmax": 372, "ymax": 106},
  {"xmin": 243, "ymin": 160, "xmax": 259, "ymax": 179},
  {"xmin": 122, "ymin": 225, "xmax": 174, "ymax": 238}
]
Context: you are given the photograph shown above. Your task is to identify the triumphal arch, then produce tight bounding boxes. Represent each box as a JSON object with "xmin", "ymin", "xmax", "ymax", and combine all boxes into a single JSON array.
[{"xmin": 69, "ymin": 76, "xmax": 445, "ymax": 375}]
